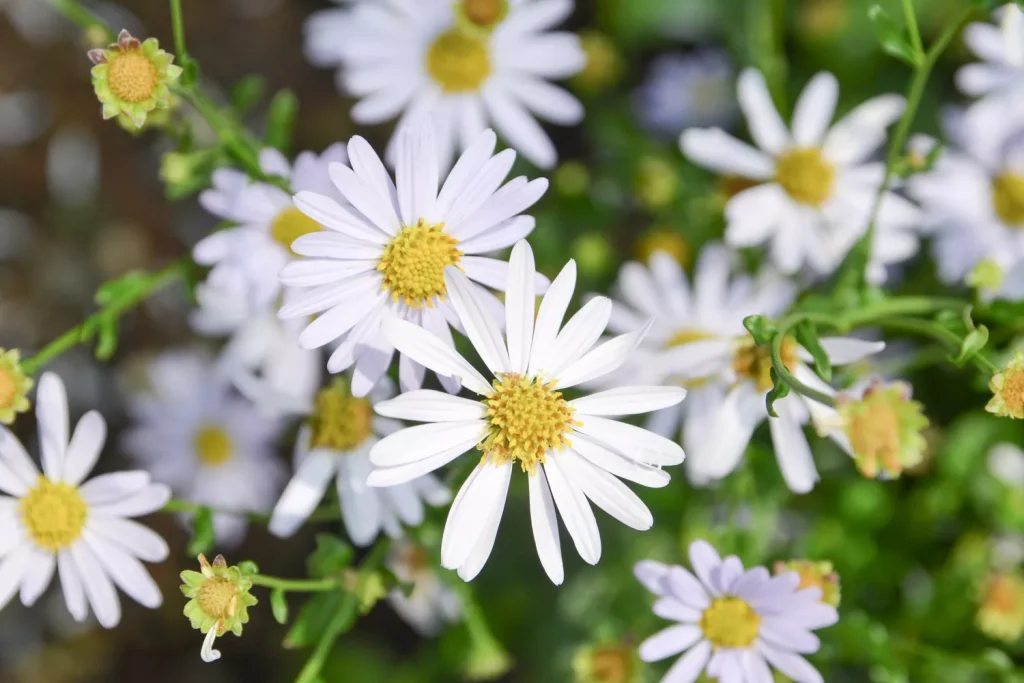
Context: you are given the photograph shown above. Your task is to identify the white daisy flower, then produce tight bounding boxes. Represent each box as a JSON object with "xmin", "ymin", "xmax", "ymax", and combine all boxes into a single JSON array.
[
  {"xmin": 194, "ymin": 144, "xmax": 349, "ymax": 313},
  {"xmin": 680, "ymin": 68, "xmax": 920, "ymax": 281},
  {"xmin": 907, "ymin": 100, "xmax": 1024, "ymax": 300},
  {"xmin": 385, "ymin": 539, "xmax": 461, "ymax": 636},
  {"xmin": 0, "ymin": 372, "xmax": 171, "ymax": 628},
  {"xmin": 121, "ymin": 349, "xmax": 286, "ymax": 547},
  {"xmin": 367, "ymin": 240, "xmax": 687, "ymax": 584},
  {"xmin": 632, "ymin": 50, "xmax": 736, "ymax": 139},
  {"xmin": 315, "ymin": 0, "xmax": 585, "ymax": 168},
  {"xmin": 957, "ymin": 5, "xmax": 1024, "ymax": 105},
  {"xmin": 268, "ymin": 377, "xmax": 450, "ymax": 546},
  {"xmin": 603, "ymin": 244, "xmax": 795, "ymax": 484},
  {"xmin": 191, "ymin": 265, "xmax": 322, "ymax": 417},
  {"xmin": 636, "ymin": 539, "xmax": 838, "ymax": 683},
  {"xmin": 277, "ymin": 124, "xmax": 549, "ymax": 397}
]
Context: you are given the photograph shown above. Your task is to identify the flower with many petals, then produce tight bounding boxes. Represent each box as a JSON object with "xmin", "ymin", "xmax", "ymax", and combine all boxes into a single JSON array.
[
  {"xmin": 0, "ymin": 373, "xmax": 170, "ymax": 627},
  {"xmin": 367, "ymin": 241, "xmax": 687, "ymax": 583},
  {"xmin": 957, "ymin": 5, "xmax": 1024, "ymax": 106},
  {"xmin": 181, "ymin": 554, "xmax": 258, "ymax": 662}
]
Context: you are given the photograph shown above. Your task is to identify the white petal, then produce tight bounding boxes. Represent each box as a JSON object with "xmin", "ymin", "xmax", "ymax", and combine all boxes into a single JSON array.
[
  {"xmin": 441, "ymin": 461, "xmax": 512, "ymax": 570},
  {"xmin": 667, "ymin": 567, "xmax": 712, "ymax": 609},
  {"xmin": 555, "ymin": 320, "xmax": 653, "ymax": 389},
  {"xmin": 366, "ymin": 448, "xmax": 466, "ymax": 487},
  {"xmin": 741, "ymin": 650, "xmax": 775, "ymax": 683},
  {"xmin": 293, "ymin": 191, "xmax": 389, "ymax": 244},
  {"xmin": 653, "ymin": 597, "xmax": 703, "ymax": 623},
  {"xmin": 639, "ymin": 624, "xmax": 703, "ymax": 662},
  {"xmin": 57, "ymin": 550, "xmax": 87, "ymax": 621},
  {"xmin": 444, "ymin": 267, "xmax": 511, "ymax": 376},
  {"xmin": 62, "ymin": 411, "xmax": 107, "ymax": 485},
  {"xmin": 758, "ymin": 644, "xmax": 823, "ymax": 683},
  {"xmin": 635, "ymin": 559, "xmax": 671, "ymax": 595},
  {"xmin": 455, "ymin": 481, "xmax": 506, "ymax": 582},
  {"xmin": 36, "ymin": 372, "xmax": 68, "ymax": 480},
  {"xmin": 279, "ymin": 272, "xmax": 381, "ymax": 319},
  {"xmin": 0, "ymin": 545, "xmax": 32, "ymax": 613},
  {"xmin": 0, "ymin": 427, "xmax": 39, "ymax": 493},
  {"xmin": 688, "ymin": 540, "xmax": 722, "ymax": 596},
  {"xmin": 458, "ymin": 216, "xmax": 537, "ymax": 254},
  {"xmin": 570, "ymin": 386, "xmax": 686, "ymax": 417},
  {"xmin": 374, "ymin": 390, "xmax": 487, "ymax": 422},
  {"xmin": 528, "ymin": 467, "xmax": 564, "ymax": 585},
  {"xmin": 817, "ymin": 337, "xmax": 885, "ymax": 365},
  {"xmin": 573, "ymin": 415, "xmax": 684, "ymax": 466},
  {"xmin": 19, "ymin": 548, "xmax": 56, "ymax": 607},
  {"xmin": 381, "ymin": 318, "xmax": 491, "ymax": 395},
  {"xmin": 88, "ymin": 483, "xmax": 171, "ymax": 518},
  {"xmin": 560, "ymin": 450, "xmax": 653, "ymax": 530},
  {"xmin": 337, "ymin": 453, "xmax": 382, "ymax": 547},
  {"xmin": 329, "ymin": 161, "xmax": 402, "ymax": 235},
  {"xmin": 347, "ymin": 136, "xmax": 400, "ymax": 224},
  {"xmin": 398, "ymin": 349, "xmax": 426, "ymax": 393},
  {"xmin": 395, "ymin": 121, "xmax": 438, "ymax": 225},
  {"xmin": 528, "ymin": 259, "xmax": 577, "ymax": 376},
  {"xmin": 84, "ymin": 530, "xmax": 162, "ymax": 609},
  {"xmin": 760, "ymin": 619, "xmax": 820, "ymax": 654},
  {"xmin": 504, "ymin": 76, "xmax": 583, "ymax": 125},
  {"xmin": 791, "ymin": 72, "xmax": 838, "ymax": 146},
  {"xmin": 69, "ymin": 540, "xmax": 121, "ymax": 628},
  {"xmin": 769, "ymin": 402, "xmax": 820, "ymax": 494},
  {"xmin": 299, "ymin": 290, "xmax": 387, "ymax": 349},
  {"xmin": 268, "ymin": 450, "xmax": 338, "ymax": 538},
  {"xmin": 370, "ymin": 420, "xmax": 485, "ymax": 468},
  {"xmin": 291, "ymin": 232, "xmax": 384, "ymax": 260},
  {"xmin": 434, "ymin": 130, "xmax": 498, "ymax": 218},
  {"xmin": 688, "ymin": 384, "xmax": 763, "ymax": 480},
  {"xmin": 483, "ymin": 84, "xmax": 558, "ymax": 168},
  {"xmin": 680, "ymin": 128, "xmax": 774, "ymax": 180},
  {"xmin": 570, "ymin": 433, "xmax": 671, "ymax": 488},
  {"xmin": 86, "ymin": 517, "xmax": 169, "ymax": 563},
  {"xmin": 663, "ymin": 640, "xmax": 713, "ymax": 683},
  {"xmin": 543, "ymin": 454, "xmax": 601, "ymax": 564},
  {"xmin": 822, "ymin": 95, "xmax": 905, "ymax": 165},
  {"xmin": 505, "ymin": 241, "xmax": 536, "ymax": 374},
  {"xmin": 455, "ymin": 177, "xmax": 549, "ymax": 241},
  {"xmin": 737, "ymin": 69, "xmax": 790, "ymax": 155},
  {"xmin": 542, "ymin": 296, "xmax": 612, "ymax": 377},
  {"xmin": 78, "ymin": 471, "xmax": 150, "ymax": 506}
]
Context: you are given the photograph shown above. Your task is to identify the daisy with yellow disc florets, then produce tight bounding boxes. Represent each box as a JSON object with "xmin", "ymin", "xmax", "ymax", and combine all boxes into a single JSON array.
[
  {"xmin": 88, "ymin": 29, "xmax": 182, "ymax": 128},
  {"xmin": 181, "ymin": 554, "xmax": 258, "ymax": 662}
]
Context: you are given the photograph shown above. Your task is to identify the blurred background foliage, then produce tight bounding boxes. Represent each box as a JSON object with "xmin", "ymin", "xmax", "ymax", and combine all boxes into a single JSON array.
[{"xmin": 2, "ymin": 0, "xmax": 1023, "ymax": 681}]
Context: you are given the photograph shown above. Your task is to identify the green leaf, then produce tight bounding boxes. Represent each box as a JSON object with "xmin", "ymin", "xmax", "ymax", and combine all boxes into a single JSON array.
[
  {"xmin": 238, "ymin": 560, "xmax": 260, "ymax": 576},
  {"xmin": 765, "ymin": 367, "xmax": 790, "ymax": 418},
  {"xmin": 868, "ymin": 5, "xmax": 920, "ymax": 66},
  {"xmin": 953, "ymin": 325, "xmax": 989, "ymax": 367},
  {"xmin": 270, "ymin": 588, "xmax": 289, "ymax": 625},
  {"xmin": 307, "ymin": 534, "xmax": 354, "ymax": 578},
  {"xmin": 187, "ymin": 507, "xmax": 216, "ymax": 558},
  {"xmin": 283, "ymin": 592, "xmax": 343, "ymax": 649},
  {"xmin": 742, "ymin": 315, "xmax": 776, "ymax": 346},
  {"xmin": 264, "ymin": 89, "xmax": 299, "ymax": 152},
  {"xmin": 93, "ymin": 317, "xmax": 119, "ymax": 361},
  {"xmin": 231, "ymin": 74, "xmax": 266, "ymax": 114},
  {"xmin": 794, "ymin": 321, "xmax": 831, "ymax": 382}
]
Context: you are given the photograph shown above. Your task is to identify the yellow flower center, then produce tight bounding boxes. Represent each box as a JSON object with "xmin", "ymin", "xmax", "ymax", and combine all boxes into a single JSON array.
[
  {"xmin": 461, "ymin": 0, "xmax": 506, "ymax": 28},
  {"xmin": 637, "ymin": 230, "xmax": 691, "ymax": 266},
  {"xmin": 665, "ymin": 328, "xmax": 714, "ymax": 348},
  {"xmin": 427, "ymin": 29, "xmax": 491, "ymax": 92},
  {"xmin": 775, "ymin": 147, "xmax": 835, "ymax": 206},
  {"xmin": 998, "ymin": 368, "xmax": 1024, "ymax": 418},
  {"xmin": 197, "ymin": 577, "xmax": 241, "ymax": 620},
  {"xmin": 700, "ymin": 597, "xmax": 761, "ymax": 649},
  {"xmin": 0, "ymin": 365, "xmax": 16, "ymax": 410},
  {"xmin": 194, "ymin": 425, "xmax": 234, "ymax": 467},
  {"xmin": 481, "ymin": 373, "xmax": 578, "ymax": 474},
  {"xmin": 845, "ymin": 397, "xmax": 901, "ymax": 472},
  {"xmin": 588, "ymin": 645, "xmax": 633, "ymax": 683},
  {"xmin": 108, "ymin": 50, "xmax": 159, "ymax": 103},
  {"xmin": 732, "ymin": 336, "xmax": 796, "ymax": 392},
  {"xmin": 992, "ymin": 173, "xmax": 1024, "ymax": 227},
  {"xmin": 377, "ymin": 219, "xmax": 463, "ymax": 309},
  {"xmin": 19, "ymin": 477, "xmax": 88, "ymax": 552},
  {"xmin": 271, "ymin": 207, "xmax": 322, "ymax": 254},
  {"xmin": 308, "ymin": 385, "xmax": 374, "ymax": 451}
]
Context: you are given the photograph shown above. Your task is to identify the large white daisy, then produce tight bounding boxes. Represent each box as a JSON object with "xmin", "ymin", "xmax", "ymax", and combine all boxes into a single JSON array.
[
  {"xmin": 193, "ymin": 144, "xmax": 348, "ymax": 313},
  {"xmin": 680, "ymin": 68, "xmax": 920, "ymax": 281},
  {"xmin": 0, "ymin": 373, "xmax": 170, "ymax": 628},
  {"xmin": 268, "ymin": 376, "xmax": 450, "ymax": 546},
  {"xmin": 367, "ymin": 241, "xmax": 687, "ymax": 583},
  {"xmin": 121, "ymin": 349, "xmax": 286, "ymax": 547},
  {"xmin": 311, "ymin": 0, "xmax": 585, "ymax": 168},
  {"xmin": 957, "ymin": 5, "xmax": 1024, "ymax": 106},
  {"xmin": 277, "ymin": 123, "xmax": 548, "ymax": 397},
  {"xmin": 603, "ymin": 244, "xmax": 795, "ymax": 484},
  {"xmin": 636, "ymin": 540, "xmax": 838, "ymax": 683}
]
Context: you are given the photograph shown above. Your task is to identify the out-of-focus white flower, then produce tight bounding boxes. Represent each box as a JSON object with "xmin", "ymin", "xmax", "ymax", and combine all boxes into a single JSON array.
[
  {"xmin": 633, "ymin": 50, "xmax": 736, "ymax": 138},
  {"xmin": 307, "ymin": 0, "xmax": 585, "ymax": 168},
  {"xmin": 368, "ymin": 241, "xmax": 686, "ymax": 583},
  {"xmin": 268, "ymin": 377, "xmax": 450, "ymax": 546},
  {"xmin": 0, "ymin": 0, "xmax": 64, "ymax": 43},
  {"xmin": 193, "ymin": 145, "xmax": 348, "ymax": 313},
  {"xmin": 121, "ymin": 349, "xmax": 286, "ymax": 547},
  {"xmin": 46, "ymin": 126, "xmax": 100, "ymax": 207},
  {"xmin": 603, "ymin": 243, "xmax": 795, "ymax": 484},
  {"xmin": 386, "ymin": 540, "xmax": 461, "ymax": 635},
  {"xmin": 277, "ymin": 124, "xmax": 548, "ymax": 397},
  {"xmin": 635, "ymin": 540, "xmax": 839, "ymax": 683},
  {"xmin": 0, "ymin": 91, "xmax": 49, "ymax": 147},
  {"xmin": 0, "ymin": 373, "xmax": 170, "ymax": 627},
  {"xmin": 957, "ymin": 5, "xmax": 1024, "ymax": 104},
  {"xmin": 681, "ymin": 69, "xmax": 919, "ymax": 282},
  {"xmin": 989, "ymin": 442, "xmax": 1024, "ymax": 487}
]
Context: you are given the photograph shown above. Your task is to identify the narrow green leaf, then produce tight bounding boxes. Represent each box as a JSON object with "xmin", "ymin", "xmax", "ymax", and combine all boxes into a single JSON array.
[
  {"xmin": 307, "ymin": 534, "xmax": 354, "ymax": 578},
  {"xmin": 283, "ymin": 592, "xmax": 343, "ymax": 649},
  {"xmin": 264, "ymin": 89, "xmax": 299, "ymax": 152},
  {"xmin": 766, "ymin": 367, "xmax": 790, "ymax": 419},
  {"xmin": 93, "ymin": 317, "xmax": 119, "ymax": 361},
  {"xmin": 187, "ymin": 507, "xmax": 216, "ymax": 557},
  {"xmin": 270, "ymin": 588, "xmax": 289, "ymax": 625},
  {"xmin": 231, "ymin": 74, "xmax": 267, "ymax": 114},
  {"xmin": 868, "ymin": 5, "xmax": 921, "ymax": 66},
  {"xmin": 795, "ymin": 321, "xmax": 832, "ymax": 382},
  {"xmin": 238, "ymin": 560, "xmax": 260, "ymax": 576},
  {"xmin": 742, "ymin": 315, "xmax": 776, "ymax": 346},
  {"xmin": 954, "ymin": 325, "xmax": 989, "ymax": 367}
]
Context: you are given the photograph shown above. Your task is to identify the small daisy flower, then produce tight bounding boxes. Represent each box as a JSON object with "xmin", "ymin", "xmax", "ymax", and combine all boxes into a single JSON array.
[
  {"xmin": 977, "ymin": 571, "xmax": 1024, "ymax": 643},
  {"xmin": 773, "ymin": 560, "xmax": 841, "ymax": 608},
  {"xmin": 180, "ymin": 554, "xmax": 258, "ymax": 662},
  {"xmin": 367, "ymin": 241, "xmax": 687, "ymax": 583},
  {"xmin": 385, "ymin": 540, "xmax": 461, "ymax": 636},
  {"xmin": 957, "ymin": 5, "xmax": 1024, "ymax": 105},
  {"xmin": 268, "ymin": 377, "xmax": 451, "ymax": 545},
  {"xmin": 314, "ymin": 0, "xmax": 585, "ymax": 168},
  {"xmin": 637, "ymin": 540, "xmax": 839, "ymax": 683},
  {"xmin": 834, "ymin": 379, "xmax": 928, "ymax": 479},
  {"xmin": 277, "ymin": 124, "xmax": 549, "ymax": 397},
  {"xmin": 87, "ymin": 30, "xmax": 182, "ymax": 128},
  {"xmin": 121, "ymin": 349, "xmax": 286, "ymax": 547},
  {"xmin": 603, "ymin": 244, "xmax": 795, "ymax": 485},
  {"xmin": 633, "ymin": 50, "xmax": 736, "ymax": 139},
  {"xmin": 0, "ymin": 348, "xmax": 32, "ymax": 425},
  {"xmin": 987, "ymin": 351, "xmax": 1024, "ymax": 419},
  {"xmin": 194, "ymin": 144, "xmax": 349, "ymax": 313},
  {"xmin": 0, "ymin": 372, "xmax": 171, "ymax": 627},
  {"xmin": 572, "ymin": 640, "xmax": 641, "ymax": 683},
  {"xmin": 680, "ymin": 68, "xmax": 919, "ymax": 281}
]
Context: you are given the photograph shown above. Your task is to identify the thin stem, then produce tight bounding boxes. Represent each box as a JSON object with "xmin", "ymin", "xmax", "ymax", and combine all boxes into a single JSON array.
[
  {"xmin": 250, "ymin": 575, "xmax": 339, "ymax": 593},
  {"xmin": 21, "ymin": 259, "xmax": 187, "ymax": 376},
  {"xmin": 169, "ymin": 0, "xmax": 188, "ymax": 65},
  {"xmin": 901, "ymin": 0, "xmax": 924, "ymax": 59},
  {"xmin": 877, "ymin": 317, "xmax": 998, "ymax": 375},
  {"xmin": 770, "ymin": 331, "xmax": 837, "ymax": 407},
  {"xmin": 48, "ymin": 0, "xmax": 114, "ymax": 41}
]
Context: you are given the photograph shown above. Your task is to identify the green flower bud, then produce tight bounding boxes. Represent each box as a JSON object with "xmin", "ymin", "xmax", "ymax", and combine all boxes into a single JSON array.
[{"xmin": 180, "ymin": 554, "xmax": 258, "ymax": 663}]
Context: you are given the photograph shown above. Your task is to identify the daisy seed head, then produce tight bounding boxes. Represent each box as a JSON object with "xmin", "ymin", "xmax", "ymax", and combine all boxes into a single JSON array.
[
  {"xmin": 992, "ymin": 172, "xmax": 1024, "ymax": 227},
  {"xmin": 732, "ymin": 335, "xmax": 796, "ymax": 392},
  {"xmin": 308, "ymin": 379, "xmax": 374, "ymax": 451},
  {"xmin": 19, "ymin": 477, "xmax": 88, "ymax": 552},
  {"xmin": 987, "ymin": 352, "xmax": 1024, "ymax": 419},
  {"xmin": 774, "ymin": 560, "xmax": 841, "ymax": 607},
  {"xmin": 774, "ymin": 147, "xmax": 835, "ymax": 206},
  {"xmin": 193, "ymin": 424, "xmax": 234, "ymax": 467},
  {"xmin": 977, "ymin": 572, "xmax": 1024, "ymax": 643},
  {"xmin": 838, "ymin": 381, "xmax": 928, "ymax": 479},
  {"xmin": 427, "ymin": 29, "xmax": 492, "ymax": 93},
  {"xmin": 378, "ymin": 219, "xmax": 463, "ymax": 308},
  {"xmin": 480, "ymin": 373, "xmax": 579, "ymax": 473},
  {"xmin": 89, "ymin": 29, "xmax": 182, "ymax": 128},
  {"xmin": 271, "ymin": 207, "xmax": 322, "ymax": 254},
  {"xmin": 181, "ymin": 554, "xmax": 258, "ymax": 661},
  {"xmin": 0, "ymin": 348, "xmax": 33, "ymax": 425},
  {"xmin": 700, "ymin": 597, "xmax": 761, "ymax": 648},
  {"xmin": 572, "ymin": 641, "xmax": 640, "ymax": 683}
]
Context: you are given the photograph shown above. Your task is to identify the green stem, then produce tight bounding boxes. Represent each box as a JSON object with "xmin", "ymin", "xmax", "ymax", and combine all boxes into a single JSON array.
[
  {"xmin": 748, "ymin": 0, "xmax": 788, "ymax": 114},
  {"xmin": 446, "ymin": 575, "xmax": 511, "ymax": 679},
  {"xmin": 162, "ymin": 497, "xmax": 342, "ymax": 524},
  {"xmin": 250, "ymin": 575, "xmax": 339, "ymax": 593},
  {"xmin": 168, "ymin": 0, "xmax": 195, "ymax": 88},
  {"xmin": 293, "ymin": 541, "xmax": 390, "ymax": 683},
  {"xmin": 877, "ymin": 317, "xmax": 998, "ymax": 374},
  {"xmin": 48, "ymin": 0, "xmax": 114, "ymax": 41},
  {"xmin": 770, "ymin": 331, "xmax": 837, "ymax": 407},
  {"xmin": 901, "ymin": 0, "xmax": 924, "ymax": 59},
  {"xmin": 20, "ymin": 259, "xmax": 187, "ymax": 376}
]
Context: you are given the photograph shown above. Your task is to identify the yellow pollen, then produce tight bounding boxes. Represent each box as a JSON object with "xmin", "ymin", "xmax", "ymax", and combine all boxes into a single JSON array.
[
  {"xmin": 637, "ymin": 231, "xmax": 691, "ymax": 266},
  {"xmin": 480, "ymin": 373, "xmax": 578, "ymax": 474},
  {"xmin": 308, "ymin": 385, "xmax": 374, "ymax": 451},
  {"xmin": 589, "ymin": 645, "xmax": 633, "ymax": 683},
  {"xmin": 426, "ymin": 29, "xmax": 491, "ymax": 92},
  {"xmin": 197, "ymin": 577, "xmax": 241, "ymax": 620},
  {"xmin": 775, "ymin": 147, "xmax": 835, "ymax": 206},
  {"xmin": 19, "ymin": 477, "xmax": 88, "ymax": 552},
  {"xmin": 0, "ymin": 365, "xmax": 15, "ymax": 410},
  {"xmin": 732, "ymin": 336, "xmax": 796, "ymax": 392},
  {"xmin": 665, "ymin": 328, "xmax": 713, "ymax": 348},
  {"xmin": 107, "ymin": 50, "xmax": 159, "ymax": 103},
  {"xmin": 992, "ymin": 173, "xmax": 1024, "ymax": 227},
  {"xmin": 700, "ymin": 597, "xmax": 760, "ymax": 649},
  {"xmin": 462, "ymin": 0, "xmax": 505, "ymax": 27},
  {"xmin": 998, "ymin": 369, "xmax": 1024, "ymax": 417},
  {"xmin": 985, "ymin": 574, "xmax": 1023, "ymax": 615},
  {"xmin": 846, "ymin": 397, "xmax": 901, "ymax": 473},
  {"xmin": 194, "ymin": 425, "xmax": 234, "ymax": 467},
  {"xmin": 271, "ymin": 207, "xmax": 322, "ymax": 254},
  {"xmin": 378, "ymin": 219, "xmax": 463, "ymax": 309}
]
